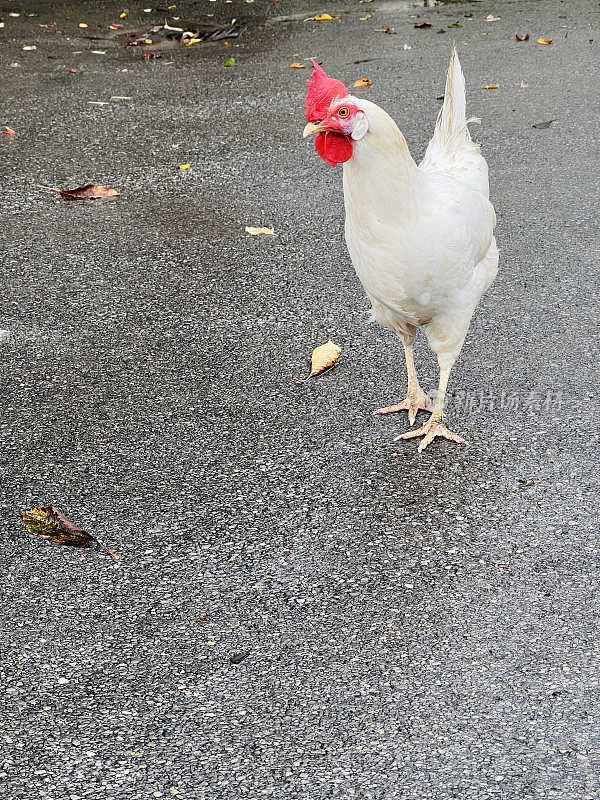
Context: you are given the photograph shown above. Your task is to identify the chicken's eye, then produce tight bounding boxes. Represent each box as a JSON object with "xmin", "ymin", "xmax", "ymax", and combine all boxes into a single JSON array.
[{"xmin": 338, "ymin": 107, "xmax": 350, "ymax": 118}]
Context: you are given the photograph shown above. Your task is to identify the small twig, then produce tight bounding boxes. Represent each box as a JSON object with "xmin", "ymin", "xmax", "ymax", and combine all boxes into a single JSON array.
[{"xmin": 95, "ymin": 538, "xmax": 119, "ymax": 561}]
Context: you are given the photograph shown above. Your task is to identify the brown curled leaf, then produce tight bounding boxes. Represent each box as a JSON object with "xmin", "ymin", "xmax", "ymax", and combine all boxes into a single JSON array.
[
  {"xmin": 353, "ymin": 78, "xmax": 373, "ymax": 88},
  {"xmin": 58, "ymin": 184, "xmax": 120, "ymax": 200}
]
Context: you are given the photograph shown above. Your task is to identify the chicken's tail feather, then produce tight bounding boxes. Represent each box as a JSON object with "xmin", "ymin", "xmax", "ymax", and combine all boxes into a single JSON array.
[
  {"xmin": 437, "ymin": 46, "xmax": 470, "ymax": 144},
  {"xmin": 420, "ymin": 47, "xmax": 490, "ymax": 198}
]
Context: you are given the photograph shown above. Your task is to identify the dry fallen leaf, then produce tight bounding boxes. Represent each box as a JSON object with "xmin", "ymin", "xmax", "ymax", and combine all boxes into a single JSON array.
[
  {"xmin": 353, "ymin": 78, "xmax": 373, "ymax": 88},
  {"xmin": 516, "ymin": 33, "xmax": 530, "ymax": 41},
  {"xmin": 295, "ymin": 339, "xmax": 341, "ymax": 383},
  {"xmin": 22, "ymin": 505, "xmax": 118, "ymax": 559},
  {"xmin": 78, "ymin": 22, "xmax": 88, "ymax": 28},
  {"xmin": 289, "ymin": 62, "xmax": 306, "ymax": 69},
  {"xmin": 56, "ymin": 184, "xmax": 120, "ymax": 200},
  {"xmin": 482, "ymin": 84, "xmax": 499, "ymax": 90},
  {"xmin": 3, "ymin": 127, "xmax": 17, "ymax": 136},
  {"xmin": 245, "ymin": 226, "xmax": 275, "ymax": 236},
  {"xmin": 414, "ymin": 22, "xmax": 432, "ymax": 29},
  {"xmin": 532, "ymin": 120, "xmax": 555, "ymax": 129},
  {"xmin": 520, "ymin": 80, "xmax": 529, "ymax": 88},
  {"xmin": 312, "ymin": 14, "xmax": 340, "ymax": 22},
  {"xmin": 538, "ymin": 38, "xmax": 553, "ymax": 45},
  {"xmin": 486, "ymin": 15, "xmax": 501, "ymax": 22},
  {"xmin": 179, "ymin": 163, "xmax": 191, "ymax": 170}
]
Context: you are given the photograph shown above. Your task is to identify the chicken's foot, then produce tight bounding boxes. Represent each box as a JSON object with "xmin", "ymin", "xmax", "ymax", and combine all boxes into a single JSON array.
[
  {"xmin": 395, "ymin": 416, "xmax": 467, "ymax": 452},
  {"xmin": 373, "ymin": 387, "xmax": 432, "ymax": 425}
]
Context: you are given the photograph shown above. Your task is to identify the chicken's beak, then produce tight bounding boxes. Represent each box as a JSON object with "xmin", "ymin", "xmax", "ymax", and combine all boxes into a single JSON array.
[{"xmin": 303, "ymin": 121, "xmax": 325, "ymax": 138}]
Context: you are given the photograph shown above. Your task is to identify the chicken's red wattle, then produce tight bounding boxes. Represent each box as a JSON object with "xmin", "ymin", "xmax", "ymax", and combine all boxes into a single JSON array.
[{"xmin": 315, "ymin": 132, "xmax": 353, "ymax": 167}]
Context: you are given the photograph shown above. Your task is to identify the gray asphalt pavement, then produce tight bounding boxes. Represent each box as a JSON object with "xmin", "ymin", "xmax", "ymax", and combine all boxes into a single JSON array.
[{"xmin": 1, "ymin": 1, "xmax": 599, "ymax": 798}]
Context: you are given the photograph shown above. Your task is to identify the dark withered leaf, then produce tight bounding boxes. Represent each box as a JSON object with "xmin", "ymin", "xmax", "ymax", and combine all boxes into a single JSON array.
[
  {"xmin": 23, "ymin": 505, "xmax": 93, "ymax": 546},
  {"xmin": 230, "ymin": 650, "xmax": 251, "ymax": 665},
  {"xmin": 414, "ymin": 21, "xmax": 432, "ymax": 29},
  {"xmin": 22, "ymin": 505, "xmax": 118, "ymax": 559},
  {"xmin": 58, "ymin": 184, "xmax": 120, "ymax": 200},
  {"xmin": 516, "ymin": 33, "xmax": 530, "ymax": 41},
  {"xmin": 532, "ymin": 120, "xmax": 555, "ymax": 129}
]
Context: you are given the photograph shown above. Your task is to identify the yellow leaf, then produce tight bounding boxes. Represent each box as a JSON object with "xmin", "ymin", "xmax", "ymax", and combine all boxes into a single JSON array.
[
  {"xmin": 289, "ymin": 62, "xmax": 306, "ymax": 69},
  {"xmin": 78, "ymin": 23, "xmax": 88, "ymax": 28},
  {"xmin": 295, "ymin": 340, "xmax": 341, "ymax": 382},
  {"xmin": 482, "ymin": 84, "xmax": 499, "ymax": 90},
  {"xmin": 120, "ymin": 12, "xmax": 128, "ymax": 19},
  {"xmin": 520, "ymin": 80, "xmax": 529, "ymax": 88},
  {"xmin": 353, "ymin": 78, "xmax": 373, "ymax": 88},
  {"xmin": 179, "ymin": 163, "xmax": 191, "ymax": 170},
  {"xmin": 312, "ymin": 14, "xmax": 340, "ymax": 22},
  {"xmin": 538, "ymin": 38, "xmax": 553, "ymax": 45},
  {"xmin": 245, "ymin": 226, "xmax": 275, "ymax": 236}
]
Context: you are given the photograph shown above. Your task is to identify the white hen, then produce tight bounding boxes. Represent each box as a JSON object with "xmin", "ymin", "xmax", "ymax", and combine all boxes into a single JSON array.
[{"xmin": 303, "ymin": 49, "xmax": 498, "ymax": 451}]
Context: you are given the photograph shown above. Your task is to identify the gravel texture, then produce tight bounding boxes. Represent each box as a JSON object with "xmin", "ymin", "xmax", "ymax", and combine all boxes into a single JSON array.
[{"xmin": 1, "ymin": 1, "xmax": 599, "ymax": 798}]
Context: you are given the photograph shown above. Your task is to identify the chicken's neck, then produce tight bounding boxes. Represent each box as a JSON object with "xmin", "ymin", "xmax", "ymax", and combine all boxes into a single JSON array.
[{"xmin": 342, "ymin": 101, "xmax": 420, "ymax": 219}]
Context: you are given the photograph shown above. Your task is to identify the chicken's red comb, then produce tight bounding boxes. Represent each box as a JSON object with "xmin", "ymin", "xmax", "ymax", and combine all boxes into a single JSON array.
[{"xmin": 305, "ymin": 60, "xmax": 348, "ymax": 122}]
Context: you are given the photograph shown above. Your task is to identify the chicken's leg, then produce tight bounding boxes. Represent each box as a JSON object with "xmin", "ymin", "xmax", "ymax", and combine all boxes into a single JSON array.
[
  {"xmin": 395, "ymin": 354, "xmax": 467, "ymax": 452},
  {"xmin": 374, "ymin": 335, "xmax": 432, "ymax": 424}
]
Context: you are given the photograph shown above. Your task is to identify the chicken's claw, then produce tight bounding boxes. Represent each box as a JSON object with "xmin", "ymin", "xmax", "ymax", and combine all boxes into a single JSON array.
[
  {"xmin": 395, "ymin": 418, "xmax": 467, "ymax": 452},
  {"xmin": 373, "ymin": 388, "xmax": 433, "ymax": 425}
]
